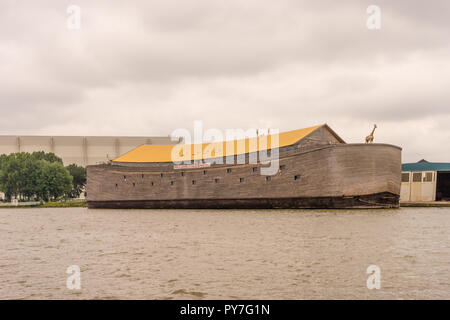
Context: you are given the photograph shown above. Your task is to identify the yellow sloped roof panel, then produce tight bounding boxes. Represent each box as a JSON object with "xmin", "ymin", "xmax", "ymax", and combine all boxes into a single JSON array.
[{"xmin": 113, "ymin": 124, "xmax": 322, "ymax": 163}]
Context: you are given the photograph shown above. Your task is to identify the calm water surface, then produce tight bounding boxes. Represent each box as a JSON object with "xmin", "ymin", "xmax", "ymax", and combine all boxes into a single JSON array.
[{"xmin": 0, "ymin": 207, "xmax": 449, "ymax": 299}]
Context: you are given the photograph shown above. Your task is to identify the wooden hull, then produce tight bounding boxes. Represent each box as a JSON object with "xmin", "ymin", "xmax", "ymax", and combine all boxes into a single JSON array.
[
  {"xmin": 86, "ymin": 143, "xmax": 402, "ymax": 209},
  {"xmin": 87, "ymin": 192, "xmax": 399, "ymax": 209}
]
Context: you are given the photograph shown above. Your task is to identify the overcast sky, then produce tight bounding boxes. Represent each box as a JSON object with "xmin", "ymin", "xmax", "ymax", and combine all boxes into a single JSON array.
[{"xmin": 0, "ymin": 0, "xmax": 449, "ymax": 162}]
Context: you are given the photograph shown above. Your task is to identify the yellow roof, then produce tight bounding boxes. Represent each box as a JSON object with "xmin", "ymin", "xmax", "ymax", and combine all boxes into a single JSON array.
[{"xmin": 114, "ymin": 124, "xmax": 323, "ymax": 163}]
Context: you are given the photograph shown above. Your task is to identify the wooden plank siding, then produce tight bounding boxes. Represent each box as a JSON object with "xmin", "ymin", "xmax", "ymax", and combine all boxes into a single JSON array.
[{"xmin": 87, "ymin": 143, "xmax": 401, "ymax": 208}]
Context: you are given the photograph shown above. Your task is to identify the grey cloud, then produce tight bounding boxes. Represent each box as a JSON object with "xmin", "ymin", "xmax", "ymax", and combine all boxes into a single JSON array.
[{"xmin": 0, "ymin": 0, "xmax": 449, "ymax": 162}]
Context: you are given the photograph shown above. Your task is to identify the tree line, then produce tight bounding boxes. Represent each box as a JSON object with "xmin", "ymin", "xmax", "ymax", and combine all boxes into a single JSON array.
[{"xmin": 0, "ymin": 151, "xmax": 86, "ymax": 202}]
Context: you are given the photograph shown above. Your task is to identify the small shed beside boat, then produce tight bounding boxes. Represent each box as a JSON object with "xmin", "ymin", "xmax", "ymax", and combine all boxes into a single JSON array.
[{"xmin": 400, "ymin": 160, "xmax": 450, "ymax": 202}]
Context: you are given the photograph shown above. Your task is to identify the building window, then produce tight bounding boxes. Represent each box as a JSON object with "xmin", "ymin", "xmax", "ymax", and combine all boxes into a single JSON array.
[
  {"xmin": 413, "ymin": 172, "xmax": 422, "ymax": 182},
  {"xmin": 160, "ymin": 173, "xmax": 164, "ymax": 178},
  {"xmin": 192, "ymin": 180, "xmax": 196, "ymax": 185},
  {"xmin": 132, "ymin": 183, "xmax": 135, "ymax": 187},
  {"xmin": 424, "ymin": 172, "xmax": 433, "ymax": 182},
  {"xmin": 151, "ymin": 182, "xmax": 154, "ymax": 186},
  {"xmin": 141, "ymin": 174, "xmax": 144, "ymax": 179},
  {"xmin": 252, "ymin": 167, "xmax": 258, "ymax": 173},
  {"xmin": 294, "ymin": 175, "xmax": 300, "ymax": 180},
  {"xmin": 227, "ymin": 168, "xmax": 232, "ymax": 173},
  {"xmin": 170, "ymin": 181, "xmax": 174, "ymax": 185},
  {"xmin": 115, "ymin": 183, "xmax": 118, "ymax": 188},
  {"xmin": 266, "ymin": 176, "xmax": 271, "ymax": 181},
  {"xmin": 215, "ymin": 178, "xmax": 220, "ymax": 183},
  {"xmin": 181, "ymin": 172, "xmax": 184, "ymax": 176},
  {"xmin": 203, "ymin": 170, "xmax": 207, "ymax": 175},
  {"xmin": 280, "ymin": 165, "xmax": 286, "ymax": 170},
  {"xmin": 240, "ymin": 178, "xmax": 244, "ymax": 183},
  {"xmin": 123, "ymin": 175, "xmax": 126, "ymax": 180},
  {"xmin": 401, "ymin": 173, "xmax": 410, "ymax": 182}
]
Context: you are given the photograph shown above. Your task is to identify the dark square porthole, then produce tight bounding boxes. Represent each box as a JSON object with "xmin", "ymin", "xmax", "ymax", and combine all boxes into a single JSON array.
[
  {"xmin": 215, "ymin": 178, "xmax": 220, "ymax": 183},
  {"xmin": 280, "ymin": 165, "xmax": 286, "ymax": 170},
  {"xmin": 192, "ymin": 180, "xmax": 196, "ymax": 185},
  {"xmin": 203, "ymin": 170, "xmax": 207, "ymax": 175},
  {"xmin": 252, "ymin": 167, "xmax": 258, "ymax": 173},
  {"xmin": 266, "ymin": 176, "xmax": 271, "ymax": 181},
  {"xmin": 294, "ymin": 175, "xmax": 301, "ymax": 180},
  {"xmin": 240, "ymin": 178, "xmax": 244, "ymax": 183},
  {"xmin": 227, "ymin": 168, "xmax": 232, "ymax": 173}
]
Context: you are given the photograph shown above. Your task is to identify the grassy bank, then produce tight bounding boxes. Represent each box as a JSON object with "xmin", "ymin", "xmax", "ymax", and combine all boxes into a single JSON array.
[
  {"xmin": 400, "ymin": 202, "xmax": 450, "ymax": 207},
  {"xmin": 38, "ymin": 200, "xmax": 87, "ymax": 208},
  {"xmin": 0, "ymin": 200, "xmax": 87, "ymax": 208}
]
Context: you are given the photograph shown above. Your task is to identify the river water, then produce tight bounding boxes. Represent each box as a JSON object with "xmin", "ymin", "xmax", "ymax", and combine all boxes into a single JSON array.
[{"xmin": 0, "ymin": 207, "xmax": 448, "ymax": 299}]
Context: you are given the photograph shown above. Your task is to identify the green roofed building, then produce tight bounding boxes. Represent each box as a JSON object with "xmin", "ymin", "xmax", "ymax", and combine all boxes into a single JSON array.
[{"xmin": 400, "ymin": 159, "xmax": 450, "ymax": 202}]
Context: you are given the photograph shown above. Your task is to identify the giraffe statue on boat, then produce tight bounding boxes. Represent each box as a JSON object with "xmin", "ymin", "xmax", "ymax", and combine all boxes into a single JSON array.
[{"xmin": 365, "ymin": 124, "xmax": 377, "ymax": 144}]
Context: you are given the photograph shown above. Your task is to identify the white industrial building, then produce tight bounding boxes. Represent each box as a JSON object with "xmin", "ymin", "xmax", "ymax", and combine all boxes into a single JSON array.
[{"xmin": 0, "ymin": 135, "xmax": 179, "ymax": 167}]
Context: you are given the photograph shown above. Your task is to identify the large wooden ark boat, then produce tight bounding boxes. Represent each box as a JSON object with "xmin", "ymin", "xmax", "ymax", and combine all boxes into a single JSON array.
[{"xmin": 86, "ymin": 124, "xmax": 402, "ymax": 209}]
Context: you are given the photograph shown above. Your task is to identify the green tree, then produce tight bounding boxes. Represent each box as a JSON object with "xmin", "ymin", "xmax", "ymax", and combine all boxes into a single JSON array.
[
  {"xmin": 0, "ymin": 154, "xmax": 7, "ymax": 169},
  {"xmin": 65, "ymin": 164, "xmax": 86, "ymax": 198},
  {"xmin": 22, "ymin": 157, "xmax": 44, "ymax": 200},
  {"xmin": 38, "ymin": 161, "xmax": 73, "ymax": 201},
  {"xmin": 0, "ymin": 153, "xmax": 32, "ymax": 200},
  {"xmin": 0, "ymin": 152, "xmax": 73, "ymax": 202},
  {"xmin": 31, "ymin": 151, "xmax": 63, "ymax": 164}
]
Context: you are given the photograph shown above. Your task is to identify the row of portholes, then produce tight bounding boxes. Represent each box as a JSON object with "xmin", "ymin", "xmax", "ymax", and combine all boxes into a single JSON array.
[
  {"xmin": 115, "ymin": 174, "xmax": 301, "ymax": 188},
  {"xmin": 121, "ymin": 164, "xmax": 289, "ymax": 181}
]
